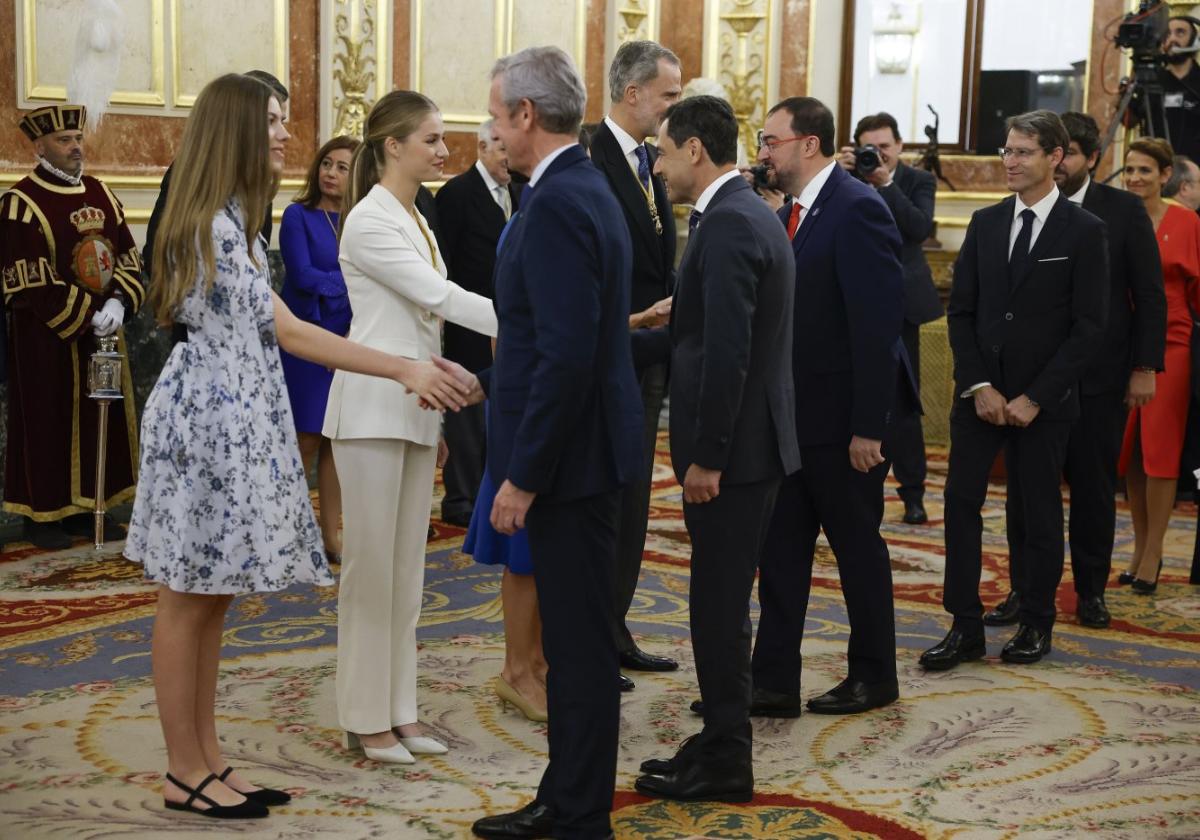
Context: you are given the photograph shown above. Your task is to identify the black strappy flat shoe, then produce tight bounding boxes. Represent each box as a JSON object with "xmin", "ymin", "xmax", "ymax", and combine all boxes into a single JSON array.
[
  {"xmin": 217, "ymin": 766, "xmax": 292, "ymax": 806},
  {"xmin": 163, "ymin": 772, "xmax": 269, "ymax": 819}
]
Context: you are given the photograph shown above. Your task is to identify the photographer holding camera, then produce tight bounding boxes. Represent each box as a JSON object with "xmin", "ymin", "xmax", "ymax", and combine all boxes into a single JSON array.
[
  {"xmin": 838, "ymin": 113, "xmax": 943, "ymax": 524},
  {"xmin": 1161, "ymin": 15, "xmax": 1200, "ymax": 165}
]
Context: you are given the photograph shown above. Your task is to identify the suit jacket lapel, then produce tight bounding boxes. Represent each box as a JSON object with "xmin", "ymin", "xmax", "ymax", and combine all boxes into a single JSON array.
[
  {"xmin": 1013, "ymin": 194, "xmax": 1070, "ymax": 293},
  {"xmin": 791, "ymin": 165, "xmax": 843, "ymax": 257},
  {"xmin": 593, "ymin": 123, "xmax": 660, "ymax": 256},
  {"xmin": 467, "ymin": 164, "xmax": 508, "ymax": 227}
]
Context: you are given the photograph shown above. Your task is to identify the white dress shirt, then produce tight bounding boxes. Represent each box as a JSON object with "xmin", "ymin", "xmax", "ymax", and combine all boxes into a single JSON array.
[
  {"xmin": 603, "ymin": 115, "xmax": 645, "ymax": 177},
  {"xmin": 792, "ymin": 159, "xmax": 839, "ymax": 228},
  {"xmin": 1008, "ymin": 184, "xmax": 1060, "ymax": 257},
  {"xmin": 529, "ymin": 143, "xmax": 578, "ymax": 187},
  {"xmin": 475, "ymin": 160, "xmax": 511, "ymax": 218},
  {"xmin": 693, "ymin": 169, "xmax": 743, "ymax": 214}
]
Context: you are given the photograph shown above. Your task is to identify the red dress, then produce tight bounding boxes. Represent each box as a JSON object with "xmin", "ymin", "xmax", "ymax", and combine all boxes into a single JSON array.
[{"xmin": 1119, "ymin": 203, "xmax": 1200, "ymax": 479}]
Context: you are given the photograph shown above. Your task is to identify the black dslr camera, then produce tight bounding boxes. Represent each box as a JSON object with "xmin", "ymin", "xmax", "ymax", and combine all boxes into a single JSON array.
[{"xmin": 853, "ymin": 144, "xmax": 882, "ymax": 179}]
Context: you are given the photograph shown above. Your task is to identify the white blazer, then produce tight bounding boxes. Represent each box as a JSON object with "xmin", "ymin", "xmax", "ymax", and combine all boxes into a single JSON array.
[{"xmin": 323, "ymin": 183, "xmax": 498, "ymax": 446}]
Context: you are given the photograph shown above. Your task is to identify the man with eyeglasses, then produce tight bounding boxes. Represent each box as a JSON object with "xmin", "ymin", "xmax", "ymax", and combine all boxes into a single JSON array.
[
  {"xmin": 921, "ymin": 110, "xmax": 1109, "ymax": 671},
  {"xmin": 741, "ymin": 97, "xmax": 917, "ymax": 717},
  {"xmin": 988, "ymin": 112, "xmax": 1165, "ymax": 633}
]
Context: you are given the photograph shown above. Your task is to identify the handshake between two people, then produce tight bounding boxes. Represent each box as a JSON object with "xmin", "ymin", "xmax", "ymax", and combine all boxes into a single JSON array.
[{"xmin": 408, "ymin": 355, "xmax": 484, "ymax": 413}]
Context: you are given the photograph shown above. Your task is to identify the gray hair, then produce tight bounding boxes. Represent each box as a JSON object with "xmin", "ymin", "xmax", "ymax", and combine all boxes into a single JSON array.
[
  {"xmin": 1164, "ymin": 154, "xmax": 1197, "ymax": 197},
  {"xmin": 491, "ymin": 46, "xmax": 586, "ymax": 135},
  {"xmin": 477, "ymin": 118, "xmax": 497, "ymax": 144},
  {"xmin": 1004, "ymin": 109, "xmax": 1068, "ymax": 156},
  {"xmin": 608, "ymin": 40, "xmax": 680, "ymax": 102}
]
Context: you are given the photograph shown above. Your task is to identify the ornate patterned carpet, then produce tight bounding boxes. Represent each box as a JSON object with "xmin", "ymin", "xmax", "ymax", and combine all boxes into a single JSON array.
[{"xmin": 1, "ymin": 440, "xmax": 1198, "ymax": 839}]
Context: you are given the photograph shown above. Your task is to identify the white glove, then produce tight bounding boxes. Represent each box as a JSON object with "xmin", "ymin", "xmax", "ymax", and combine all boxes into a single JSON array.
[{"xmin": 91, "ymin": 297, "xmax": 125, "ymax": 336}]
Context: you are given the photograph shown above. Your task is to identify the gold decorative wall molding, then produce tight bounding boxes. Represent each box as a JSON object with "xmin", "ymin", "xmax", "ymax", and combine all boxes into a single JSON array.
[
  {"xmin": 412, "ymin": 0, "xmax": 587, "ymax": 127},
  {"xmin": 170, "ymin": 0, "xmax": 288, "ymax": 108},
  {"xmin": 615, "ymin": 0, "xmax": 659, "ymax": 43},
  {"xmin": 18, "ymin": 0, "xmax": 166, "ymax": 108},
  {"xmin": 703, "ymin": 0, "xmax": 779, "ymax": 157}
]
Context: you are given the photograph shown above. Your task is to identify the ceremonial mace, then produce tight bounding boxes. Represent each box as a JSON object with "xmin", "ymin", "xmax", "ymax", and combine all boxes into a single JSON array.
[{"xmin": 87, "ymin": 335, "xmax": 124, "ymax": 550}]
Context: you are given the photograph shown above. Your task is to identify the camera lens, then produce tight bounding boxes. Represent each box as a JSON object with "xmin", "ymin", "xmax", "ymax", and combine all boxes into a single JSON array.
[{"xmin": 855, "ymin": 145, "xmax": 881, "ymax": 178}]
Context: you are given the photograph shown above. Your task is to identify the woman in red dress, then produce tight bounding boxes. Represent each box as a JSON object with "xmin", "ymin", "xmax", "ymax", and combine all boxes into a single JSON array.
[{"xmin": 1118, "ymin": 137, "xmax": 1200, "ymax": 593}]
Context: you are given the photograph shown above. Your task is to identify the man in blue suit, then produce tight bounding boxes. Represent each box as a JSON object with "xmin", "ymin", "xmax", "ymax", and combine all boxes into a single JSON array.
[
  {"xmin": 466, "ymin": 46, "xmax": 643, "ymax": 840},
  {"xmin": 748, "ymin": 97, "xmax": 918, "ymax": 716}
]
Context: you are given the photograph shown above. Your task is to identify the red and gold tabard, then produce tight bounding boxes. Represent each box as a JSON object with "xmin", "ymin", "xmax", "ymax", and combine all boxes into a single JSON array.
[{"xmin": 0, "ymin": 166, "xmax": 145, "ymax": 522}]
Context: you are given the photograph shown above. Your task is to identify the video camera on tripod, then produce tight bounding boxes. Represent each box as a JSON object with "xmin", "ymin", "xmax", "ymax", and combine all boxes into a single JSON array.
[{"xmin": 1097, "ymin": 1, "xmax": 1171, "ymax": 163}]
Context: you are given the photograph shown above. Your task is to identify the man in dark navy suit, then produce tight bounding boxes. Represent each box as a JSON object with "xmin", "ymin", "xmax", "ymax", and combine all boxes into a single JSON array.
[
  {"xmin": 629, "ymin": 96, "xmax": 799, "ymax": 803},
  {"xmin": 840, "ymin": 112, "xmax": 943, "ymax": 525},
  {"xmin": 464, "ymin": 46, "xmax": 643, "ymax": 840},
  {"xmin": 747, "ymin": 97, "xmax": 917, "ymax": 718},
  {"xmin": 590, "ymin": 40, "xmax": 682, "ymax": 682},
  {"xmin": 921, "ymin": 111, "xmax": 1109, "ymax": 671},
  {"xmin": 434, "ymin": 119, "xmax": 522, "ymax": 526},
  {"xmin": 991, "ymin": 111, "xmax": 1165, "ymax": 631}
]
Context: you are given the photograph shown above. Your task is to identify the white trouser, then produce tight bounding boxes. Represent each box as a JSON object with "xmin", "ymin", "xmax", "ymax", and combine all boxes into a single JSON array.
[{"xmin": 332, "ymin": 437, "xmax": 437, "ymax": 733}]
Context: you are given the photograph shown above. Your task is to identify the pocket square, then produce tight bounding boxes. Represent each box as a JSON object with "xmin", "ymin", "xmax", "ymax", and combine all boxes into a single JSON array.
[{"xmin": 1037, "ymin": 256, "xmax": 1069, "ymax": 263}]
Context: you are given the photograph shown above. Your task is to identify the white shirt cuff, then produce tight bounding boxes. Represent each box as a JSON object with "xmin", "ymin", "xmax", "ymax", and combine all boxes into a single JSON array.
[{"xmin": 961, "ymin": 382, "xmax": 991, "ymax": 398}]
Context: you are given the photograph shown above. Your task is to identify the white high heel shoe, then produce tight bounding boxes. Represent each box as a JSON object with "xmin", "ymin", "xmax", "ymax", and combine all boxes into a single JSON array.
[
  {"xmin": 399, "ymin": 736, "xmax": 448, "ymax": 755},
  {"xmin": 343, "ymin": 731, "xmax": 416, "ymax": 764}
]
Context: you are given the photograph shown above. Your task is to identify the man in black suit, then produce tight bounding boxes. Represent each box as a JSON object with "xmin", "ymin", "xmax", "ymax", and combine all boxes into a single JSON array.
[
  {"xmin": 632, "ymin": 96, "xmax": 799, "ymax": 803},
  {"xmin": 921, "ymin": 111, "xmax": 1109, "ymax": 671},
  {"xmin": 746, "ymin": 97, "xmax": 916, "ymax": 718},
  {"xmin": 840, "ymin": 112, "xmax": 943, "ymax": 524},
  {"xmin": 590, "ymin": 40, "xmax": 682, "ymax": 682},
  {"xmin": 987, "ymin": 112, "xmax": 1166, "ymax": 631},
  {"xmin": 434, "ymin": 119, "xmax": 522, "ymax": 526}
]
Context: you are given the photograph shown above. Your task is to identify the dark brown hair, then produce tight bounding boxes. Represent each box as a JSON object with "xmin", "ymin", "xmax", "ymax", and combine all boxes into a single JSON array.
[
  {"xmin": 853, "ymin": 112, "xmax": 901, "ymax": 144},
  {"xmin": 1127, "ymin": 136, "xmax": 1175, "ymax": 173},
  {"xmin": 294, "ymin": 135, "xmax": 361, "ymax": 208}
]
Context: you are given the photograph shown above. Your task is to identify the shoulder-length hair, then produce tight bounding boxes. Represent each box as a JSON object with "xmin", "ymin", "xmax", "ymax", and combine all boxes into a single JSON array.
[
  {"xmin": 149, "ymin": 73, "xmax": 276, "ymax": 324},
  {"xmin": 343, "ymin": 91, "xmax": 438, "ymax": 224},
  {"xmin": 293, "ymin": 135, "xmax": 361, "ymax": 208}
]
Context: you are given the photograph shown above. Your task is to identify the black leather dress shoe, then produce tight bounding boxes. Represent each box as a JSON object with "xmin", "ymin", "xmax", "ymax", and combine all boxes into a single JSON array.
[
  {"xmin": 806, "ymin": 677, "xmax": 898, "ymax": 715},
  {"xmin": 618, "ymin": 673, "xmax": 635, "ymax": 692},
  {"xmin": 472, "ymin": 801, "xmax": 555, "ymax": 839},
  {"xmin": 619, "ymin": 647, "xmax": 679, "ymax": 672},
  {"xmin": 983, "ymin": 591, "xmax": 1021, "ymax": 626},
  {"xmin": 1117, "ymin": 571, "xmax": 1135, "ymax": 586},
  {"xmin": 22, "ymin": 520, "xmax": 73, "ymax": 550},
  {"xmin": 441, "ymin": 508, "xmax": 473, "ymax": 527},
  {"xmin": 902, "ymin": 499, "xmax": 928, "ymax": 525},
  {"xmin": 919, "ymin": 627, "xmax": 986, "ymax": 671},
  {"xmin": 1000, "ymin": 623, "xmax": 1051, "ymax": 664},
  {"xmin": 1076, "ymin": 594, "xmax": 1111, "ymax": 629},
  {"xmin": 688, "ymin": 687, "xmax": 803, "ymax": 719},
  {"xmin": 635, "ymin": 760, "xmax": 753, "ymax": 803}
]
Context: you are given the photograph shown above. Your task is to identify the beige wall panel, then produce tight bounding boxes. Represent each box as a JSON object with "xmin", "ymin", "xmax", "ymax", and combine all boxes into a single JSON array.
[
  {"xmin": 22, "ymin": 0, "xmax": 162, "ymax": 104},
  {"xmin": 509, "ymin": 0, "xmax": 582, "ymax": 63},
  {"xmin": 172, "ymin": 0, "xmax": 282, "ymax": 105},
  {"xmin": 414, "ymin": 0, "xmax": 499, "ymax": 123}
]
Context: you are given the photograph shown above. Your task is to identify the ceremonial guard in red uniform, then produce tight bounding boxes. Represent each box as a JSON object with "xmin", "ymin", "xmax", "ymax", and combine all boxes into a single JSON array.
[{"xmin": 0, "ymin": 105, "xmax": 144, "ymax": 548}]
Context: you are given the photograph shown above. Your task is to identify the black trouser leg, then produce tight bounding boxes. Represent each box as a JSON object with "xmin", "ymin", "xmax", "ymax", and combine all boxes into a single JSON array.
[
  {"xmin": 1010, "ymin": 419, "xmax": 1071, "ymax": 631},
  {"xmin": 686, "ymin": 478, "xmax": 779, "ymax": 762},
  {"xmin": 528, "ymin": 491, "xmax": 620, "ymax": 839},
  {"xmin": 611, "ymin": 362, "xmax": 668, "ymax": 653},
  {"xmin": 943, "ymin": 409, "xmax": 1009, "ymax": 629},
  {"xmin": 890, "ymin": 321, "xmax": 928, "ymax": 504},
  {"xmin": 440, "ymin": 401, "xmax": 486, "ymax": 520},
  {"xmin": 1065, "ymin": 389, "xmax": 1127, "ymax": 598},
  {"xmin": 750, "ymin": 472, "xmax": 821, "ymax": 696}
]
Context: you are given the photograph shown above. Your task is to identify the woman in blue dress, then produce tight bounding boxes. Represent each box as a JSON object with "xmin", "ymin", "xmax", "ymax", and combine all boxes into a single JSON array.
[
  {"xmin": 125, "ymin": 74, "xmax": 472, "ymax": 820},
  {"xmin": 279, "ymin": 135, "xmax": 359, "ymax": 562}
]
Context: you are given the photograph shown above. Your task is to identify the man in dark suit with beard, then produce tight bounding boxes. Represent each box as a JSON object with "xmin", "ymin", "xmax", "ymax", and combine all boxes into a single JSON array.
[
  {"xmin": 631, "ymin": 95, "xmax": 799, "ymax": 803},
  {"xmin": 988, "ymin": 111, "xmax": 1165, "ymax": 630},
  {"xmin": 840, "ymin": 112, "xmax": 943, "ymax": 525},
  {"xmin": 744, "ymin": 97, "xmax": 917, "ymax": 720},
  {"xmin": 589, "ymin": 40, "xmax": 682, "ymax": 683},
  {"xmin": 921, "ymin": 110, "xmax": 1109, "ymax": 671},
  {"xmin": 434, "ymin": 119, "xmax": 522, "ymax": 526}
]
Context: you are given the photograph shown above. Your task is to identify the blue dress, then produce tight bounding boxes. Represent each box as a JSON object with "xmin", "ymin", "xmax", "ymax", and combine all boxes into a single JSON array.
[
  {"xmin": 278, "ymin": 203, "xmax": 352, "ymax": 433},
  {"xmin": 125, "ymin": 201, "xmax": 332, "ymax": 594},
  {"xmin": 462, "ymin": 405, "xmax": 533, "ymax": 575}
]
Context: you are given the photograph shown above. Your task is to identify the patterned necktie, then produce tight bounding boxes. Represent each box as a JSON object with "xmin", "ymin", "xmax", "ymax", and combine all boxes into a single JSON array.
[
  {"xmin": 688, "ymin": 209, "xmax": 702, "ymax": 234},
  {"xmin": 1009, "ymin": 208, "xmax": 1036, "ymax": 288},
  {"xmin": 634, "ymin": 145, "xmax": 651, "ymax": 191},
  {"xmin": 496, "ymin": 185, "xmax": 511, "ymax": 220},
  {"xmin": 786, "ymin": 202, "xmax": 804, "ymax": 239}
]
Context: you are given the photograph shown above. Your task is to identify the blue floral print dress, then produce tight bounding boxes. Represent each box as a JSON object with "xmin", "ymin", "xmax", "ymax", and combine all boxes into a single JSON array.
[{"xmin": 125, "ymin": 200, "xmax": 334, "ymax": 594}]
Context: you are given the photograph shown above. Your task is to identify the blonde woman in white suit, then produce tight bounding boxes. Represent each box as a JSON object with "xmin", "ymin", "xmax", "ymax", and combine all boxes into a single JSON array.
[{"xmin": 325, "ymin": 90, "xmax": 497, "ymax": 764}]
